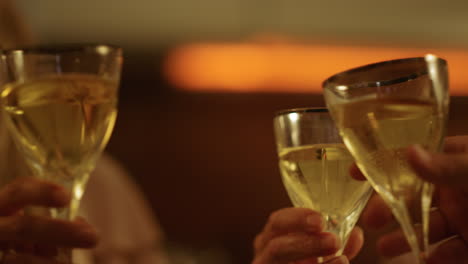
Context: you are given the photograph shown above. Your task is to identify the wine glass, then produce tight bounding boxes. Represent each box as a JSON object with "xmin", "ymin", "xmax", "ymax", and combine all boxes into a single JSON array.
[
  {"xmin": 322, "ymin": 55, "xmax": 449, "ymax": 263},
  {"xmin": 0, "ymin": 44, "xmax": 122, "ymax": 262},
  {"xmin": 273, "ymin": 107, "xmax": 373, "ymax": 262}
]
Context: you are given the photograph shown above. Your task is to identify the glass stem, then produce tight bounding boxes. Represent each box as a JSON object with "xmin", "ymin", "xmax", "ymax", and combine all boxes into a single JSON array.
[
  {"xmin": 422, "ymin": 182, "xmax": 434, "ymax": 253},
  {"xmin": 317, "ymin": 219, "xmax": 348, "ymax": 263},
  {"xmin": 391, "ymin": 201, "xmax": 427, "ymax": 264},
  {"xmin": 50, "ymin": 172, "xmax": 89, "ymax": 220},
  {"xmin": 49, "ymin": 172, "xmax": 90, "ymax": 264}
]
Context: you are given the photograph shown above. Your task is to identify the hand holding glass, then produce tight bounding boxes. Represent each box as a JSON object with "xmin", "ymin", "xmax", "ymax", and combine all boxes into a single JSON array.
[
  {"xmin": 0, "ymin": 44, "xmax": 122, "ymax": 262},
  {"xmin": 323, "ymin": 55, "xmax": 449, "ymax": 263},
  {"xmin": 273, "ymin": 108, "xmax": 373, "ymax": 262}
]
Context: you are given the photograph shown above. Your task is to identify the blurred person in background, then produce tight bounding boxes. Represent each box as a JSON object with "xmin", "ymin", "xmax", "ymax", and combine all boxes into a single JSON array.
[
  {"xmin": 0, "ymin": 0, "xmax": 169, "ymax": 263},
  {"xmin": 253, "ymin": 136, "xmax": 468, "ymax": 264}
]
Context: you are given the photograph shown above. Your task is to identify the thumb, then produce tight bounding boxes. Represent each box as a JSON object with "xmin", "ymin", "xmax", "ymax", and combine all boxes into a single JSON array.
[{"xmin": 407, "ymin": 145, "xmax": 468, "ymax": 189}]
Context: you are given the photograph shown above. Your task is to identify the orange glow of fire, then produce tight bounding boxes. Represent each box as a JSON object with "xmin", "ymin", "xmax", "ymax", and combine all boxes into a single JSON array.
[{"xmin": 164, "ymin": 42, "xmax": 468, "ymax": 94}]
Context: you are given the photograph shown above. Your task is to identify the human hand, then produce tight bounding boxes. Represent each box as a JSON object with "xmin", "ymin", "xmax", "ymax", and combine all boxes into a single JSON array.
[
  {"xmin": 0, "ymin": 177, "xmax": 98, "ymax": 263},
  {"xmin": 352, "ymin": 135, "xmax": 468, "ymax": 264},
  {"xmin": 252, "ymin": 207, "xmax": 364, "ymax": 264}
]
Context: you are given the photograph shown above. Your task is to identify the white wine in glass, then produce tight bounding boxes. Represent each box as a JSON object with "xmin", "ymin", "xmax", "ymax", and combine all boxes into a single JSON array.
[
  {"xmin": 0, "ymin": 44, "xmax": 122, "ymax": 263},
  {"xmin": 274, "ymin": 108, "xmax": 373, "ymax": 261},
  {"xmin": 323, "ymin": 55, "xmax": 449, "ymax": 264}
]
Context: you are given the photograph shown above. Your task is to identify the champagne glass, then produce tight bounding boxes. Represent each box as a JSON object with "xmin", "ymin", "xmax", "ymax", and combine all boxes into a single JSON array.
[
  {"xmin": 323, "ymin": 55, "xmax": 449, "ymax": 263},
  {"xmin": 0, "ymin": 44, "xmax": 122, "ymax": 262},
  {"xmin": 273, "ymin": 107, "xmax": 373, "ymax": 262}
]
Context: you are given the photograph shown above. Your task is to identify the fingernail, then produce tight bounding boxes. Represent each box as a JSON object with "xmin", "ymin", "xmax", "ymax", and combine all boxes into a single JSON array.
[
  {"xmin": 307, "ymin": 214, "xmax": 324, "ymax": 232},
  {"xmin": 77, "ymin": 227, "xmax": 99, "ymax": 247},
  {"xmin": 52, "ymin": 188, "xmax": 71, "ymax": 205},
  {"xmin": 327, "ymin": 255, "xmax": 349, "ymax": 264},
  {"xmin": 412, "ymin": 145, "xmax": 432, "ymax": 164},
  {"xmin": 320, "ymin": 233, "xmax": 339, "ymax": 252}
]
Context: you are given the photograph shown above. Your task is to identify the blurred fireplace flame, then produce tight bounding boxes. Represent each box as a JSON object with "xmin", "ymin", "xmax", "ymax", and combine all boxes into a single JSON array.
[{"xmin": 165, "ymin": 42, "xmax": 468, "ymax": 94}]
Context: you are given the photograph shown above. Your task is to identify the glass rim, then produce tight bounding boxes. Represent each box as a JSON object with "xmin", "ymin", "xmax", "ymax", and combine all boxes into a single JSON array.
[
  {"xmin": 322, "ymin": 55, "xmax": 447, "ymax": 90},
  {"xmin": 274, "ymin": 107, "xmax": 328, "ymax": 117},
  {"xmin": 1, "ymin": 43, "xmax": 122, "ymax": 56}
]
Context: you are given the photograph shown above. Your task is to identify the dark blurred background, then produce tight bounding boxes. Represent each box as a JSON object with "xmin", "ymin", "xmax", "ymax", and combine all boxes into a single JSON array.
[{"xmin": 16, "ymin": 1, "xmax": 468, "ymax": 263}]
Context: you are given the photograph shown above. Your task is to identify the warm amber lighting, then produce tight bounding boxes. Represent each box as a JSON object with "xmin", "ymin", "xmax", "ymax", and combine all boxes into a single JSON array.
[{"xmin": 165, "ymin": 42, "xmax": 468, "ymax": 94}]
